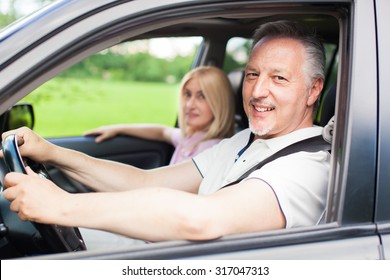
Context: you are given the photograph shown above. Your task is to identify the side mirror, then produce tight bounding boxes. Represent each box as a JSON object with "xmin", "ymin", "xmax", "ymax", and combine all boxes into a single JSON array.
[{"xmin": 0, "ymin": 103, "xmax": 35, "ymax": 133}]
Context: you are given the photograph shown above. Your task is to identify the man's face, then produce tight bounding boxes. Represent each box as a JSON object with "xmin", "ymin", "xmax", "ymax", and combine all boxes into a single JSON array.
[{"xmin": 243, "ymin": 37, "xmax": 319, "ymax": 139}]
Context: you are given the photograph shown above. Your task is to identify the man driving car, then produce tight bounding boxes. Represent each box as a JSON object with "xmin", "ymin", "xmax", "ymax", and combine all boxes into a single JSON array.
[{"xmin": 1, "ymin": 20, "xmax": 330, "ymax": 245}]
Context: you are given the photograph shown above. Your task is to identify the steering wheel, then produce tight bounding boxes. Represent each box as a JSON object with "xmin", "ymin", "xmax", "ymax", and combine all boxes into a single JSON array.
[{"xmin": 0, "ymin": 134, "xmax": 86, "ymax": 256}]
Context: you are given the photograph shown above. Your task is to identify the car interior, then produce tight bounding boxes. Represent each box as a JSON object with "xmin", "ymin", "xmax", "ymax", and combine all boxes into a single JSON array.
[
  {"xmin": 136, "ymin": 13, "xmax": 339, "ymax": 127},
  {"xmin": 0, "ymin": 5, "xmax": 342, "ymax": 259}
]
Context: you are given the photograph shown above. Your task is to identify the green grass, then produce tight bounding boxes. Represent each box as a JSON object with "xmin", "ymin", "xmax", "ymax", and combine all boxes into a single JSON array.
[{"xmin": 22, "ymin": 77, "xmax": 180, "ymax": 137}]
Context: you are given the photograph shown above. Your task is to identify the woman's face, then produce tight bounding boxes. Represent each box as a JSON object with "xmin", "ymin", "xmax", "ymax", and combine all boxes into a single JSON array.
[{"xmin": 181, "ymin": 78, "xmax": 214, "ymax": 134}]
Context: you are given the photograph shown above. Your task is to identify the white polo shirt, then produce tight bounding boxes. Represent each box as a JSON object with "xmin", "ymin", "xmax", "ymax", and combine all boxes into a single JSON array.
[{"xmin": 193, "ymin": 127, "xmax": 330, "ymax": 228}]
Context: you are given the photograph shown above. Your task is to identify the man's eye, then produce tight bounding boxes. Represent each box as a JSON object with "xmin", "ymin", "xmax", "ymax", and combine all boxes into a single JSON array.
[
  {"xmin": 275, "ymin": 76, "xmax": 286, "ymax": 81},
  {"xmin": 245, "ymin": 72, "xmax": 257, "ymax": 79}
]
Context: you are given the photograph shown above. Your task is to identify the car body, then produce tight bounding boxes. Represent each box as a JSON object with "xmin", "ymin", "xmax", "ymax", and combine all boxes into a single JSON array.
[{"xmin": 0, "ymin": 0, "xmax": 389, "ymax": 260}]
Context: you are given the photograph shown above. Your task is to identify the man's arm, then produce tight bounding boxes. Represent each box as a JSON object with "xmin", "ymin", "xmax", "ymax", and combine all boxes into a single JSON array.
[
  {"xmin": 3, "ymin": 172, "xmax": 284, "ymax": 241},
  {"xmin": 1, "ymin": 127, "xmax": 201, "ymax": 193},
  {"xmin": 81, "ymin": 179, "xmax": 285, "ymax": 241},
  {"xmin": 49, "ymin": 146, "xmax": 201, "ymax": 193}
]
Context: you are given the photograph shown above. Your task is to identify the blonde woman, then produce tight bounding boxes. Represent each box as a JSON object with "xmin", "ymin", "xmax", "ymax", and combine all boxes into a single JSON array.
[{"xmin": 84, "ymin": 66, "xmax": 235, "ymax": 164}]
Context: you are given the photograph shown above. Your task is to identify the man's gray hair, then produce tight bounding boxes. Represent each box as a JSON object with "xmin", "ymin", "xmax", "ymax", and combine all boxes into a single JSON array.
[{"xmin": 252, "ymin": 20, "xmax": 326, "ymax": 86}]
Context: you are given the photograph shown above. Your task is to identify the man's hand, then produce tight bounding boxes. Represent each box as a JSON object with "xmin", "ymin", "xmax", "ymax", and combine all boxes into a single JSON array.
[
  {"xmin": 2, "ymin": 166, "xmax": 69, "ymax": 224},
  {"xmin": 1, "ymin": 126, "xmax": 53, "ymax": 163}
]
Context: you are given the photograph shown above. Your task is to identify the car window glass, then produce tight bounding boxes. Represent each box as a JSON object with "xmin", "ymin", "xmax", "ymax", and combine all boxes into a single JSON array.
[
  {"xmin": 19, "ymin": 37, "xmax": 202, "ymax": 137},
  {"xmin": 223, "ymin": 37, "xmax": 251, "ymax": 73}
]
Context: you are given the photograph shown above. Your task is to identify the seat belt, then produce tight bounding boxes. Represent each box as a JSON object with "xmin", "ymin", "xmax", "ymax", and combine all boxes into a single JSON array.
[{"xmin": 222, "ymin": 135, "xmax": 331, "ymax": 188}]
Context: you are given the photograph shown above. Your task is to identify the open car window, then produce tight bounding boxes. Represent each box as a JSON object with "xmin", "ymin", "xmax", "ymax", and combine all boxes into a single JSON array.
[{"xmin": 18, "ymin": 37, "xmax": 202, "ymax": 137}]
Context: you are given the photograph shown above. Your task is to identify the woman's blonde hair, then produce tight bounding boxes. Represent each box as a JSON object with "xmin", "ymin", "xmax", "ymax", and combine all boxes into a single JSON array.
[{"xmin": 178, "ymin": 66, "xmax": 235, "ymax": 141}]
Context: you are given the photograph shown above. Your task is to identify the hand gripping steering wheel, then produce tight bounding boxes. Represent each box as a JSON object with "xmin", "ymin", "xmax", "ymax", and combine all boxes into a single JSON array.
[{"xmin": 1, "ymin": 134, "xmax": 86, "ymax": 255}]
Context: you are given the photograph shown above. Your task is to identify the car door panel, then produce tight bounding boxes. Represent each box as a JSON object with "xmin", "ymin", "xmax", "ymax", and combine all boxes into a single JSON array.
[
  {"xmin": 47, "ymin": 136, "xmax": 174, "ymax": 192},
  {"xmin": 381, "ymin": 232, "xmax": 390, "ymax": 260},
  {"xmin": 189, "ymin": 236, "xmax": 382, "ymax": 260},
  {"xmin": 45, "ymin": 225, "xmax": 381, "ymax": 260}
]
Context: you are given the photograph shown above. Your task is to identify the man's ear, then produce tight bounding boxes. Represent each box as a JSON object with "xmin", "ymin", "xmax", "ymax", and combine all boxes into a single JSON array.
[{"xmin": 307, "ymin": 78, "xmax": 324, "ymax": 106}]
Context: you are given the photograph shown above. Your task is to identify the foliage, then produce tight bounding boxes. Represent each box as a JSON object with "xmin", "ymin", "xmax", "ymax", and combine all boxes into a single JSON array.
[
  {"xmin": 223, "ymin": 39, "xmax": 251, "ymax": 73},
  {"xmin": 61, "ymin": 51, "xmax": 194, "ymax": 84},
  {"xmin": 0, "ymin": 12, "xmax": 16, "ymax": 29},
  {"xmin": 223, "ymin": 54, "xmax": 247, "ymax": 73}
]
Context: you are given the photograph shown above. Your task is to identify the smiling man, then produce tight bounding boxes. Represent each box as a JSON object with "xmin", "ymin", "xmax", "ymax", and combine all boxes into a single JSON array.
[
  {"xmin": 2, "ymin": 20, "xmax": 330, "ymax": 248},
  {"xmin": 244, "ymin": 25, "xmax": 324, "ymax": 139}
]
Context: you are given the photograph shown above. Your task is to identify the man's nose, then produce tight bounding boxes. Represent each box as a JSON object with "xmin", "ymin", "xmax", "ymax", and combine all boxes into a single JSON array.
[{"xmin": 251, "ymin": 77, "xmax": 270, "ymax": 98}]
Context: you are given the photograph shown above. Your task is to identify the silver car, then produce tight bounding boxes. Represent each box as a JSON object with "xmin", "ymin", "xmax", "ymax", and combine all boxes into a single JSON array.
[{"xmin": 0, "ymin": 0, "xmax": 389, "ymax": 260}]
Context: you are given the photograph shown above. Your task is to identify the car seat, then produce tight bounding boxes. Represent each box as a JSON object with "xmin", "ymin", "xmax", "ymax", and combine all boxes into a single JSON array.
[
  {"xmin": 227, "ymin": 68, "xmax": 248, "ymax": 131},
  {"xmin": 315, "ymin": 81, "xmax": 336, "ymax": 127}
]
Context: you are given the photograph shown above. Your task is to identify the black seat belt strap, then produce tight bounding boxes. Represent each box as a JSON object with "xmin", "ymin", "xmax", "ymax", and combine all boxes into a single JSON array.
[{"xmin": 222, "ymin": 135, "xmax": 331, "ymax": 188}]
